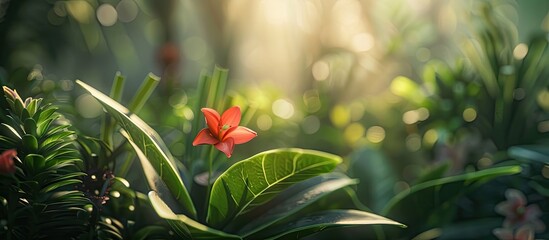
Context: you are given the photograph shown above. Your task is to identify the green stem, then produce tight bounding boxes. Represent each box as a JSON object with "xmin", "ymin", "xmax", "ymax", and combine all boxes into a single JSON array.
[
  {"xmin": 129, "ymin": 73, "xmax": 160, "ymax": 114},
  {"xmin": 204, "ymin": 146, "xmax": 216, "ymax": 220},
  {"xmin": 100, "ymin": 73, "xmax": 125, "ymax": 166}
]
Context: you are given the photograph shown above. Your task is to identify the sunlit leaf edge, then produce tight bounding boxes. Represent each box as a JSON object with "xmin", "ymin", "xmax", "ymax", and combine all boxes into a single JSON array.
[{"xmin": 76, "ymin": 80, "xmax": 196, "ymax": 216}]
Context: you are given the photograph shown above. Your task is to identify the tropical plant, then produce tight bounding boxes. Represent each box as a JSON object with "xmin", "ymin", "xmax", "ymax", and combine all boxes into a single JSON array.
[
  {"xmin": 75, "ymin": 67, "xmax": 406, "ymax": 239},
  {"xmin": 0, "ymin": 86, "xmax": 88, "ymax": 239}
]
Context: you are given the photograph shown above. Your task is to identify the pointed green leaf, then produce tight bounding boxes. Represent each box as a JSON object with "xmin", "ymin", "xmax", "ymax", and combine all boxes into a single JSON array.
[
  {"xmin": 76, "ymin": 80, "xmax": 196, "ymax": 217},
  {"xmin": 148, "ymin": 191, "xmax": 242, "ymax": 240},
  {"xmin": 207, "ymin": 148, "xmax": 342, "ymax": 228},
  {"xmin": 247, "ymin": 209, "xmax": 405, "ymax": 240},
  {"xmin": 382, "ymin": 166, "xmax": 521, "ymax": 229},
  {"xmin": 238, "ymin": 172, "xmax": 358, "ymax": 237}
]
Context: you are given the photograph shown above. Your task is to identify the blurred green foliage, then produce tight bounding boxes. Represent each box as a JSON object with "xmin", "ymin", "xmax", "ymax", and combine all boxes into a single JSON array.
[{"xmin": 1, "ymin": 0, "xmax": 548, "ymax": 239}]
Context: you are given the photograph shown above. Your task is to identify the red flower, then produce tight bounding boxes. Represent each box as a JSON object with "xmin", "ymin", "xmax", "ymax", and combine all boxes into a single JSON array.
[
  {"xmin": 0, "ymin": 149, "xmax": 17, "ymax": 174},
  {"xmin": 193, "ymin": 106, "xmax": 257, "ymax": 158}
]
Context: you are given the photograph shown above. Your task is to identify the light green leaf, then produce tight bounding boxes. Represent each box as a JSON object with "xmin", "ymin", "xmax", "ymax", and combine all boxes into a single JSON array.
[
  {"xmin": 148, "ymin": 191, "xmax": 242, "ymax": 240},
  {"xmin": 382, "ymin": 166, "xmax": 521, "ymax": 229},
  {"xmin": 76, "ymin": 80, "xmax": 196, "ymax": 217},
  {"xmin": 207, "ymin": 148, "xmax": 341, "ymax": 228},
  {"xmin": 247, "ymin": 209, "xmax": 405, "ymax": 240},
  {"xmin": 237, "ymin": 173, "xmax": 358, "ymax": 237}
]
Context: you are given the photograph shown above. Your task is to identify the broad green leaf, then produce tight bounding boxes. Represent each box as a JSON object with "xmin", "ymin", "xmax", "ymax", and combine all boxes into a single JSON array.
[
  {"xmin": 76, "ymin": 80, "xmax": 196, "ymax": 217},
  {"xmin": 206, "ymin": 149, "xmax": 341, "ymax": 228},
  {"xmin": 246, "ymin": 209, "xmax": 405, "ymax": 240},
  {"xmin": 237, "ymin": 172, "xmax": 358, "ymax": 237},
  {"xmin": 508, "ymin": 145, "xmax": 549, "ymax": 164},
  {"xmin": 148, "ymin": 191, "xmax": 242, "ymax": 240},
  {"xmin": 382, "ymin": 166, "xmax": 521, "ymax": 230}
]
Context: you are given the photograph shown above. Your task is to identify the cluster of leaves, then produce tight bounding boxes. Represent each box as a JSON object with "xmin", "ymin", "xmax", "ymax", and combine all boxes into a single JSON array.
[
  {"xmin": 74, "ymin": 67, "xmax": 406, "ymax": 239},
  {"xmin": 356, "ymin": 1, "xmax": 549, "ymax": 239},
  {"xmin": 0, "ymin": 87, "xmax": 88, "ymax": 239}
]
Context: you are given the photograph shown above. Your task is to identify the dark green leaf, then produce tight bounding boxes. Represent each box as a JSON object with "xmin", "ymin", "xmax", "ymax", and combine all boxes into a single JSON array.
[
  {"xmin": 76, "ymin": 80, "xmax": 196, "ymax": 217},
  {"xmin": 247, "ymin": 209, "xmax": 404, "ymax": 240},
  {"xmin": 348, "ymin": 148, "xmax": 397, "ymax": 212},
  {"xmin": 382, "ymin": 166, "xmax": 521, "ymax": 230},
  {"xmin": 237, "ymin": 172, "xmax": 357, "ymax": 237},
  {"xmin": 148, "ymin": 191, "xmax": 242, "ymax": 240},
  {"xmin": 207, "ymin": 149, "xmax": 341, "ymax": 228}
]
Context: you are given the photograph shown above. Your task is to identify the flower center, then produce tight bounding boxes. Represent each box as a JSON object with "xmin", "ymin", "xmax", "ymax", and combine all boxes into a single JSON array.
[{"xmin": 222, "ymin": 124, "xmax": 230, "ymax": 131}]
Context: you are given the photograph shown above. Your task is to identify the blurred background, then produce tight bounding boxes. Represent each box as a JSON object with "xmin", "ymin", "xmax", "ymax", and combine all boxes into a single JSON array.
[{"xmin": 1, "ymin": 0, "xmax": 548, "ymax": 239}]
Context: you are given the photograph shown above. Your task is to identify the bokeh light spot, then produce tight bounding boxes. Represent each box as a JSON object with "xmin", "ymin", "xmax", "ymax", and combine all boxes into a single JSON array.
[
  {"xmin": 96, "ymin": 4, "xmax": 118, "ymax": 27},
  {"xmin": 390, "ymin": 76, "xmax": 418, "ymax": 97},
  {"xmin": 403, "ymin": 110, "xmax": 419, "ymax": 125},
  {"xmin": 423, "ymin": 129, "xmax": 438, "ymax": 147},
  {"xmin": 117, "ymin": 0, "xmax": 139, "ymax": 23},
  {"xmin": 537, "ymin": 90, "xmax": 549, "ymax": 110},
  {"xmin": 302, "ymin": 115, "xmax": 320, "ymax": 134},
  {"xmin": 366, "ymin": 126, "xmax": 385, "ymax": 143},
  {"xmin": 513, "ymin": 43, "xmax": 528, "ymax": 60},
  {"xmin": 406, "ymin": 134, "xmax": 421, "ymax": 151},
  {"xmin": 67, "ymin": 1, "xmax": 94, "ymax": 24},
  {"xmin": 344, "ymin": 123, "xmax": 365, "ymax": 144},
  {"xmin": 330, "ymin": 105, "xmax": 350, "ymax": 128},
  {"xmin": 76, "ymin": 94, "xmax": 103, "ymax": 118},
  {"xmin": 462, "ymin": 108, "xmax": 477, "ymax": 122},
  {"xmin": 312, "ymin": 61, "xmax": 330, "ymax": 81},
  {"xmin": 110, "ymin": 191, "xmax": 121, "ymax": 198},
  {"xmin": 537, "ymin": 121, "xmax": 549, "ymax": 133},
  {"xmin": 272, "ymin": 99, "xmax": 295, "ymax": 119},
  {"xmin": 257, "ymin": 114, "xmax": 273, "ymax": 131},
  {"xmin": 542, "ymin": 165, "xmax": 549, "ymax": 179}
]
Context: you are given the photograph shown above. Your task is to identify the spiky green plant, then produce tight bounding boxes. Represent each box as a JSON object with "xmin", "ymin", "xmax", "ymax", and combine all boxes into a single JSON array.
[{"xmin": 0, "ymin": 86, "xmax": 89, "ymax": 239}]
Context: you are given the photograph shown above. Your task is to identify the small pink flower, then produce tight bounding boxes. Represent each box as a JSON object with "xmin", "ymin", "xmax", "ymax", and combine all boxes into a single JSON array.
[
  {"xmin": 0, "ymin": 149, "xmax": 17, "ymax": 174},
  {"xmin": 193, "ymin": 106, "xmax": 257, "ymax": 158},
  {"xmin": 495, "ymin": 189, "xmax": 545, "ymax": 232},
  {"xmin": 493, "ymin": 226, "xmax": 534, "ymax": 240}
]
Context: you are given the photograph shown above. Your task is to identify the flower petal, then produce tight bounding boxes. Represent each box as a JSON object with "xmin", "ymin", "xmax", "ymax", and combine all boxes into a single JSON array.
[
  {"xmin": 515, "ymin": 226, "xmax": 534, "ymax": 240},
  {"xmin": 215, "ymin": 138, "xmax": 235, "ymax": 158},
  {"xmin": 224, "ymin": 126, "xmax": 257, "ymax": 144},
  {"xmin": 505, "ymin": 189, "xmax": 526, "ymax": 206},
  {"xmin": 221, "ymin": 106, "xmax": 241, "ymax": 128},
  {"xmin": 193, "ymin": 128, "xmax": 219, "ymax": 146},
  {"xmin": 202, "ymin": 108, "xmax": 221, "ymax": 136}
]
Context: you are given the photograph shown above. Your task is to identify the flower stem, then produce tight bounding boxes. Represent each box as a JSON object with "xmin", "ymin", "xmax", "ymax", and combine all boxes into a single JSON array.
[{"xmin": 203, "ymin": 145, "xmax": 216, "ymax": 220}]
